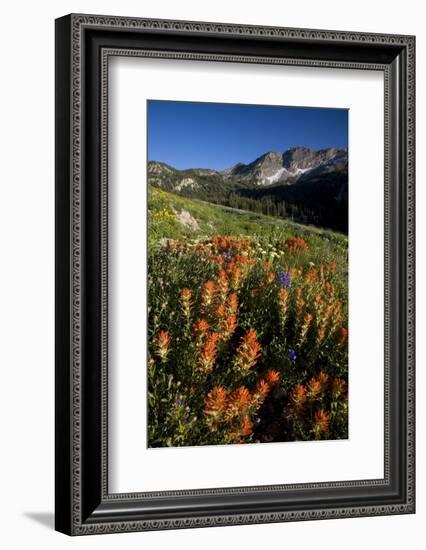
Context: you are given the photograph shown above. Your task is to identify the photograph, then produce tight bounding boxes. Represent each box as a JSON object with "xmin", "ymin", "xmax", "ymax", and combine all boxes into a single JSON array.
[
  {"xmin": 147, "ymin": 100, "xmax": 349, "ymax": 448},
  {"xmin": 52, "ymin": 10, "xmax": 415, "ymax": 538}
]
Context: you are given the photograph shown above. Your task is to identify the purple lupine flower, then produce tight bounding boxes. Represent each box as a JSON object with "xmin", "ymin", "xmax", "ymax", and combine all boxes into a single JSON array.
[
  {"xmin": 279, "ymin": 271, "xmax": 291, "ymax": 289},
  {"xmin": 288, "ymin": 349, "xmax": 297, "ymax": 362},
  {"xmin": 223, "ymin": 251, "xmax": 232, "ymax": 261}
]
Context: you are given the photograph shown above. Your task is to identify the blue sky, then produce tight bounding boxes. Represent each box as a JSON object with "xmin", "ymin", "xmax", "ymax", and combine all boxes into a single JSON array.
[{"xmin": 147, "ymin": 100, "xmax": 348, "ymax": 171}]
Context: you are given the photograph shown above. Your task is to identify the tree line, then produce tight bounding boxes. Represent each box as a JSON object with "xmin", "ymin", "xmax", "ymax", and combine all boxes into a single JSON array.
[{"xmin": 227, "ymin": 192, "xmax": 320, "ymax": 225}]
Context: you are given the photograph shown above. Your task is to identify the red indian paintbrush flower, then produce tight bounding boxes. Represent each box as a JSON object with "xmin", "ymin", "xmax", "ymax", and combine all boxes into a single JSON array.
[
  {"xmin": 220, "ymin": 314, "xmax": 238, "ymax": 341},
  {"xmin": 215, "ymin": 304, "xmax": 226, "ymax": 322},
  {"xmin": 253, "ymin": 378, "xmax": 270, "ymax": 409},
  {"xmin": 314, "ymin": 292, "xmax": 325, "ymax": 317},
  {"xmin": 306, "ymin": 377, "xmax": 322, "ymax": 401},
  {"xmin": 204, "ymin": 386, "xmax": 228, "ymax": 418},
  {"xmin": 227, "ymin": 386, "xmax": 252, "ymax": 417},
  {"xmin": 239, "ymin": 415, "xmax": 253, "ymax": 437},
  {"xmin": 201, "ymin": 281, "xmax": 217, "ymax": 312},
  {"xmin": 197, "ymin": 333, "xmax": 220, "ymax": 374},
  {"xmin": 217, "ymin": 269, "xmax": 229, "ymax": 303},
  {"xmin": 304, "ymin": 267, "xmax": 318, "ymax": 282},
  {"xmin": 278, "ymin": 288, "xmax": 290, "ymax": 326},
  {"xmin": 233, "ymin": 329, "xmax": 262, "ymax": 375},
  {"xmin": 300, "ymin": 312, "xmax": 313, "ymax": 342},
  {"xmin": 295, "ymin": 287, "xmax": 305, "ymax": 322},
  {"xmin": 290, "ymin": 383, "xmax": 307, "ymax": 411},
  {"xmin": 313, "ymin": 409, "xmax": 330, "ymax": 438},
  {"xmin": 180, "ymin": 288, "xmax": 192, "ymax": 320},
  {"xmin": 228, "ymin": 264, "xmax": 242, "ymax": 291},
  {"xmin": 338, "ymin": 327, "xmax": 348, "ymax": 346},
  {"xmin": 322, "ymin": 303, "xmax": 335, "ymax": 328},
  {"xmin": 331, "ymin": 377, "xmax": 347, "ymax": 400},
  {"xmin": 328, "ymin": 302, "xmax": 343, "ymax": 333},
  {"xmin": 226, "ymin": 293, "xmax": 238, "ymax": 316},
  {"xmin": 317, "ymin": 328, "xmax": 326, "ymax": 345},
  {"xmin": 317, "ymin": 371, "xmax": 330, "ymax": 390},
  {"xmin": 193, "ymin": 318, "xmax": 210, "ymax": 335},
  {"xmin": 154, "ymin": 330, "xmax": 171, "ymax": 362},
  {"xmin": 264, "ymin": 369, "xmax": 280, "ymax": 386},
  {"xmin": 285, "ymin": 237, "xmax": 308, "ymax": 252}
]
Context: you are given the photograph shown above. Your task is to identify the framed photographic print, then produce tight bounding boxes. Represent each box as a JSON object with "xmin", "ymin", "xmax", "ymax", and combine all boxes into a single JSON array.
[{"xmin": 55, "ymin": 14, "xmax": 415, "ymax": 535}]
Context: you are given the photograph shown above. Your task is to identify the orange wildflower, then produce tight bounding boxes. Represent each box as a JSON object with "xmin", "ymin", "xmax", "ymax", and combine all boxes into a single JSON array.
[
  {"xmin": 251, "ymin": 378, "xmax": 270, "ymax": 409},
  {"xmin": 304, "ymin": 267, "xmax": 318, "ymax": 282},
  {"xmin": 278, "ymin": 288, "xmax": 290, "ymax": 326},
  {"xmin": 329, "ymin": 302, "xmax": 343, "ymax": 333},
  {"xmin": 338, "ymin": 327, "xmax": 348, "ymax": 346},
  {"xmin": 285, "ymin": 237, "xmax": 308, "ymax": 253},
  {"xmin": 197, "ymin": 333, "xmax": 220, "ymax": 374},
  {"xmin": 256, "ymin": 378, "xmax": 270, "ymax": 397},
  {"xmin": 215, "ymin": 304, "xmax": 226, "ymax": 323},
  {"xmin": 267, "ymin": 271, "xmax": 275, "ymax": 284},
  {"xmin": 317, "ymin": 371, "xmax": 330, "ymax": 390},
  {"xmin": 204, "ymin": 386, "xmax": 228, "ymax": 418},
  {"xmin": 331, "ymin": 378, "xmax": 347, "ymax": 400},
  {"xmin": 154, "ymin": 330, "xmax": 171, "ymax": 362},
  {"xmin": 228, "ymin": 264, "xmax": 242, "ymax": 291},
  {"xmin": 324, "ymin": 281, "xmax": 334, "ymax": 295},
  {"xmin": 300, "ymin": 312, "xmax": 313, "ymax": 342},
  {"xmin": 313, "ymin": 409, "xmax": 330, "ymax": 438},
  {"xmin": 227, "ymin": 386, "xmax": 252, "ymax": 417},
  {"xmin": 322, "ymin": 303, "xmax": 335, "ymax": 327},
  {"xmin": 314, "ymin": 292, "xmax": 324, "ymax": 309},
  {"xmin": 306, "ymin": 377, "xmax": 322, "ymax": 401},
  {"xmin": 233, "ymin": 329, "xmax": 262, "ymax": 375},
  {"xmin": 239, "ymin": 415, "xmax": 253, "ymax": 437},
  {"xmin": 193, "ymin": 318, "xmax": 210, "ymax": 336},
  {"xmin": 217, "ymin": 269, "xmax": 229, "ymax": 302},
  {"xmin": 180, "ymin": 288, "xmax": 192, "ymax": 320},
  {"xmin": 295, "ymin": 287, "xmax": 305, "ymax": 324},
  {"xmin": 201, "ymin": 281, "xmax": 217, "ymax": 312},
  {"xmin": 290, "ymin": 383, "xmax": 307, "ymax": 411},
  {"xmin": 221, "ymin": 314, "xmax": 238, "ymax": 341},
  {"xmin": 264, "ymin": 369, "xmax": 280, "ymax": 386},
  {"xmin": 289, "ymin": 267, "xmax": 299, "ymax": 279},
  {"xmin": 252, "ymin": 378, "xmax": 271, "ymax": 409},
  {"xmin": 226, "ymin": 293, "xmax": 238, "ymax": 316},
  {"xmin": 316, "ymin": 328, "xmax": 326, "ymax": 345}
]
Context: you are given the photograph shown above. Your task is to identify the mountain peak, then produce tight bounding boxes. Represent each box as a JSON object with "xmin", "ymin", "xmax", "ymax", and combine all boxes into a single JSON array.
[
  {"xmin": 260, "ymin": 150, "xmax": 282, "ymax": 160},
  {"xmin": 286, "ymin": 146, "xmax": 313, "ymax": 153}
]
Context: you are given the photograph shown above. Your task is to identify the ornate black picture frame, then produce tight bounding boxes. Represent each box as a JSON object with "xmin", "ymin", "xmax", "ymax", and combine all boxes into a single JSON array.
[{"xmin": 55, "ymin": 14, "xmax": 415, "ymax": 535}]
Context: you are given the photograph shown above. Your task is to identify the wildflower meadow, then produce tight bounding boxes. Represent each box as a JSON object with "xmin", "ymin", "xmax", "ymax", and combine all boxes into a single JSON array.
[{"xmin": 147, "ymin": 187, "xmax": 348, "ymax": 447}]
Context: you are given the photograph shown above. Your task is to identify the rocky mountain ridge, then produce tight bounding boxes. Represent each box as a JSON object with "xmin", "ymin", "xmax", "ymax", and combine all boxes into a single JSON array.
[
  {"xmin": 222, "ymin": 146, "xmax": 348, "ymax": 186},
  {"xmin": 149, "ymin": 146, "xmax": 348, "ymax": 189}
]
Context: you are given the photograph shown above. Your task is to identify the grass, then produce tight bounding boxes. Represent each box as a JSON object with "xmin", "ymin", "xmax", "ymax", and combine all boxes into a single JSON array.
[{"xmin": 149, "ymin": 184, "xmax": 347, "ymax": 244}]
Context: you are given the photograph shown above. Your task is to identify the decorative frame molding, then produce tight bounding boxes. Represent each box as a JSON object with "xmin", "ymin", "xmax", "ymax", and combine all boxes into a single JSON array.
[{"xmin": 55, "ymin": 14, "xmax": 415, "ymax": 535}]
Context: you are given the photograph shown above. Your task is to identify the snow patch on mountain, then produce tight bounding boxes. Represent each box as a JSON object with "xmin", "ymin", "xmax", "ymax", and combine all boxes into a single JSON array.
[{"xmin": 263, "ymin": 167, "xmax": 288, "ymax": 184}]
